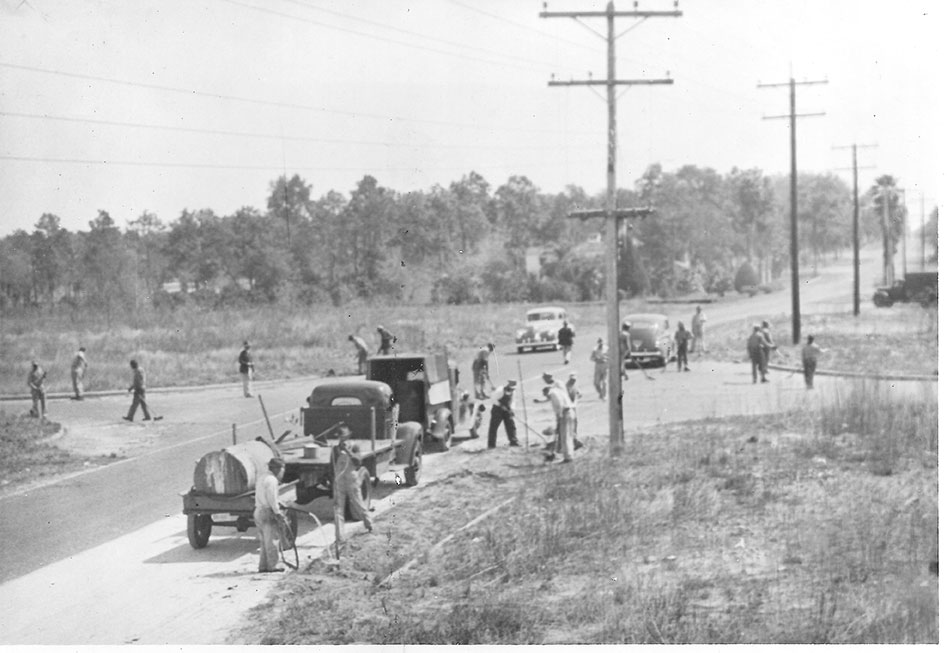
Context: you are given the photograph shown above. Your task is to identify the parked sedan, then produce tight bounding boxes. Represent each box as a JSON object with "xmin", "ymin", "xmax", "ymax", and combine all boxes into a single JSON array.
[
  {"xmin": 622, "ymin": 313, "xmax": 674, "ymax": 368},
  {"xmin": 516, "ymin": 306, "xmax": 566, "ymax": 353}
]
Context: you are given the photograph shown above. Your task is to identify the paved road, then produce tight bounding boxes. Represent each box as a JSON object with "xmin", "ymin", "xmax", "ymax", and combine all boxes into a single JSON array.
[{"xmin": 2, "ymin": 248, "xmax": 931, "ymax": 644}]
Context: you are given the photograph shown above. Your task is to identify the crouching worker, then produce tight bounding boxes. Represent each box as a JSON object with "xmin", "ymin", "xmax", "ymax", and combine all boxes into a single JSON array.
[
  {"xmin": 469, "ymin": 403, "xmax": 486, "ymax": 439},
  {"xmin": 254, "ymin": 457, "xmax": 287, "ymax": 573},
  {"xmin": 332, "ymin": 427, "xmax": 373, "ymax": 532}
]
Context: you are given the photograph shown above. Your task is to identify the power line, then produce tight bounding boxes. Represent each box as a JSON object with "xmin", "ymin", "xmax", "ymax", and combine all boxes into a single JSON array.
[
  {"xmin": 0, "ymin": 154, "xmax": 600, "ymax": 174},
  {"xmin": 0, "ymin": 110, "xmax": 603, "ymax": 151},
  {"xmin": 0, "ymin": 61, "xmax": 597, "ymax": 135},
  {"xmin": 222, "ymin": 0, "xmax": 586, "ymax": 78}
]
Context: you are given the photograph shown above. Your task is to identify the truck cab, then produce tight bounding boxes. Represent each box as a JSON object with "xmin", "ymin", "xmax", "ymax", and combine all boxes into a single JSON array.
[{"xmin": 366, "ymin": 352, "xmax": 459, "ymax": 452}]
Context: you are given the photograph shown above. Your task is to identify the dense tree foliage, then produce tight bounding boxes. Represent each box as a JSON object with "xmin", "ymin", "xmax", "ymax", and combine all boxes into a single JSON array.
[{"xmin": 0, "ymin": 164, "xmax": 900, "ymax": 312}]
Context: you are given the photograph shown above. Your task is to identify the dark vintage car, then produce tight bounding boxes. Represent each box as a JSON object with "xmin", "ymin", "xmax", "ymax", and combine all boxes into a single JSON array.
[
  {"xmin": 622, "ymin": 313, "xmax": 674, "ymax": 369},
  {"xmin": 516, "ymin": 306, "xmax": 567, "ymax": 353}
]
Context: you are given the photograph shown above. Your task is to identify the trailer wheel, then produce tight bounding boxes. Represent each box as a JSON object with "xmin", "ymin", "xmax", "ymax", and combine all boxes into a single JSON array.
[
  {"xmin": 187, "ymin": 513, "xmax": 212, "ymax": 549},
  {"xmin": 344, "ymin": 467, "xmax": 372, "ymax": 522},
  {"xmin": 404, "ymin": 441, "xmax": 422, "ymax": 487}
]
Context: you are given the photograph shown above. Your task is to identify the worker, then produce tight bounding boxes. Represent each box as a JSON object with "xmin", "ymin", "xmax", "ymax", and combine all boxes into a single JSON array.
[
  {"xmin": 70, "ymin": 346, "xmax": 88, "ymax": 400},
  {"xmin": 253, "ymin": 457, "xmax": 286, "ymax": 573},
  {"xmin": 487, "ymin": 380, "xmax": 520, "ymax": 449},
  {"xmin": 238, "ymin": 341, "xmax": 254, "ymax": 398},
  {"xmin": 26, "ymin": 361, "xmax": 47, "ymax": 419},
  {"xmin": 564, "ymin": 372, "xmax": 582, "ymax": 444},
  {"xmin": 590, "ymin": 338, "xmax": 608, "ymax": 400},
  {"xmin": 691, "ymin": 306, "xmax": 707, "ymax": 355},
  {"xmin": 469, "ymin": 403, "xmax": 486, "ymax": 439},
  {"xmin": 123, "ymin": 359, "xmax": 153, "ymax": 421},
  {"xmin": 535, "ymin": 384, "xmax": 575, "ymax": 463},
  {"xmin": 376, "ymin": 325, "xmax": 397, "ymax": 355},
  {"xmin": 801, "ymin": 334, "xmax": 827, "ymax": 390},
  {"xmin": 471, "ymin": 343, "xmax": 495, "ymax": 399},
  {"xmin": 557, "ymin": 320, "xmax": 575, "ymax": 364},
  {"xmin": 760, "ymin": 320, "xmax": 778, "ymax": 375},
  {"xmin": 746, "ymin": 326, "xmax": 767, "ymax": 384},
  {"xmin": 619, "ymin": 322, "xmax": 631, "ymax": 380},
  {"xmin": 348, "ymin": 334, "xmax": 369, "ymax": 374},
  {"xmin": 332, "ymin": 427, "xmax": 372, "ymax": 532},
  {"xmin": 674, "ymin": 322, "xmax": 692, "ymax": 372},
  {"xmin": 541, "ymin": 371, "xmax": 565, "ymax": 391}
]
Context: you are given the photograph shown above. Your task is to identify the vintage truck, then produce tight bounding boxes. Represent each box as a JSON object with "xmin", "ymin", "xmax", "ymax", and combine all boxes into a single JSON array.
[
  {"xmin": 872, "ymin": 272, "xmax": 938, "ymax": 308},
  {"xmin": 366, "ymin": 351, "xmax": 460, "ymax": 452},
  {"xmin": 181, "ymin": 380, "xmax": 424, "ymax": 549}
]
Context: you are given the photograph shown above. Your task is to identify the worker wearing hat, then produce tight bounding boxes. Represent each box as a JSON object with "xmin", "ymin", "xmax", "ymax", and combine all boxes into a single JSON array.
[
  {"xmin": 535, "ymin": 383, "xmax": 575, "ymax": 463},
  {"xmin": 332, "ymin": 425, "xmax": 373, "ymax": 532},
  {"xmin": 238, "ymin": 340, "xmax": 254, "ymax": 398},
  {"xmin": 487, "ymin": 379, "xmax": 520, "ymax": 449},
  {"xmin": 376, "ymin": 325, "xmax": 397, "ymax": 355},
  {"xmin": 254, "ymin": 458, "xmax": 286, "ymax": 572}
]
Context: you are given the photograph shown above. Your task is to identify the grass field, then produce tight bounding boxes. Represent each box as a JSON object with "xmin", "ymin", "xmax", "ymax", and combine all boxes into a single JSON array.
[{"xmin": 233, "ymin": 379, "xmax": 938, "ymax": 645}]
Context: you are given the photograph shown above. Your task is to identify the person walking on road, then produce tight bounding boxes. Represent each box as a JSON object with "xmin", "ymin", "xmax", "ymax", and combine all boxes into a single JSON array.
[
  {"xmin": 254, "ymin": 457, "xmax": 286, "ymax": 573},
  {"xmin": 801, "ymin": 335, "xmax": 827, "ymax": 390},
  {"xmin": 487, "ymin": 380, "xmax": 520, "ymax": 449},
  {"xmin": 691, "ymin": 306, "xmax": 707, "ymax": 355},
  {"xmin": 123, "ymin": 359, "xmax": 153, "ymax": 421},
  {"xmin": 557, "ymin": 320, "xmax": 575, "ymax": 365},
  {"xmin": 238, "ymin": 341, "xmax": 254, "ymax": 398},
  {"xmin": 27, "ymin": 361, "xmax": 47, "ymax": 418},
  {"xmin": 376, "ymin": 325, "xmax": 397, "ymax": 355},
  {"xmin": 746, "ymin": 326, "xmax": 767, "ymax": 384},
  {"xmin": 590, "ymin": 338, "xmax": 608, "ymax": 400},
  {"xmin": 760, "ymin": 320, "xmax": 778, "ymax": 375},
  {"xmin": 70, "ymin": 347, "xmax": 88, "ymax": 400},
  {"xmin": 674, "ymin": 322, "xmax": 692, "ymax": 372},
  {"xmin": 348, "ymin": 334, "xmax": 369, "ymax": 374},
  {"xmin": 472, "ymin": 343, "xmax": 496, "ymax": 399}
]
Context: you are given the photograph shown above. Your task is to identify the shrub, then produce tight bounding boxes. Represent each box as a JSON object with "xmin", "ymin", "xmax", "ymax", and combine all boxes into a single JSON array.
[{"xmin": 734, "ymin": 261, "xmax": 759, "ymax": 292}]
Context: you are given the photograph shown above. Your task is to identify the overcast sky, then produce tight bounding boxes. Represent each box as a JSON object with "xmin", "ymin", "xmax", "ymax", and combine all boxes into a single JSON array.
[{"xmin": 0, "ymin": 0, "xmax": 942, "ymax": 237}]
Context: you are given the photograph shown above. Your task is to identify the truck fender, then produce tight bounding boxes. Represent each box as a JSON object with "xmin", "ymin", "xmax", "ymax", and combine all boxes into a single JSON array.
[
  {"xmin": 872, "ymin": 290, "xmax": 892, "ymax": 308},
  {"xmin": 429, "ymin": 407, "xmax": 453, "ymax": 439},
  {"xmin": 395, "ymin": 421, "xmax": 423, "ymax": 465}
]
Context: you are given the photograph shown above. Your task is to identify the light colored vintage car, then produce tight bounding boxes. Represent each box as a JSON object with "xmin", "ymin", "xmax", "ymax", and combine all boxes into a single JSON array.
[
  {"xmin": 516, "ymin": 306, "xmax": 567, "ymax": 353},
  {"xmin": 622, "ymin": 313, "xmax": 674, "ymax": 368}
]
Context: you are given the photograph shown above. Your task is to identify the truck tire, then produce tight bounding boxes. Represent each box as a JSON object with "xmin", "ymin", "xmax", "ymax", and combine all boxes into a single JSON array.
[
  {"xmin": 344, "ymin": 467, "xmax": 372, "ymax": 522},
  {"xmin": 873, "ymin": 292, "xmax": 892, "ymax": 308},
  {"xmin": 404, "ymin": 440, "xmax": 422, "ymax": 487},
  {"xmin": 187, "ymin": 513, "xmax": 212, "ymax": 549}
]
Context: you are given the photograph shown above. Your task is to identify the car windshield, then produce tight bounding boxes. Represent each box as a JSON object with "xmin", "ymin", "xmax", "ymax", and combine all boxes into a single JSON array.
[
  {"xmin": 528, "ymin": 312, "xmax": 560, "ymax": 322},
  {"xmin": 626, "ymin": 320, "xmax": 659, "ymax": 330}
]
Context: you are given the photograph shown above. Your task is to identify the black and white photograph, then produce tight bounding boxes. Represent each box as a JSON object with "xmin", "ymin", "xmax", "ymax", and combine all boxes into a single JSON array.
[{"xmin": 0, "ymin": 0, "xmax": 940, "ymax": 645}]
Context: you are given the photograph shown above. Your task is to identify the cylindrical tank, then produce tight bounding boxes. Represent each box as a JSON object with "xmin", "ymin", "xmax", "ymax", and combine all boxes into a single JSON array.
[{"xmin": 192, "ymin": 440, "xmax": 275, "ymax": 495}]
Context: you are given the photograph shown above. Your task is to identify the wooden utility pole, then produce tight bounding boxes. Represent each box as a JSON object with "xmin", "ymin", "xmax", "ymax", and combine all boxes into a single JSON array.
[
  {"xmin": 881, "ymin": 187, "xmax": 894, "ymax": 285},
  {"xmin": 900, "ymin": 189, "xmax": 908, "ymax": 279},
  {"xmin": 759, "ymin": 77, "xmax": 827, "ymax": 345},
  {"xmin": 541, "ymin": 1, "xmax": 680, "ymax": 457},
  {"xmin": 832, "ymin": 143, "xmax": 876, "ymax": 316},
  {"xmin": 920, "ymin": 194, "xmax": 926, "ymax": 271}
]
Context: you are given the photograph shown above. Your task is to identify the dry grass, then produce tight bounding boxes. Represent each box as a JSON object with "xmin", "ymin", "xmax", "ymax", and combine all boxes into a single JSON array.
[
  {"xmin": 232, "ymin": 380, "xmax": 938, "ymax": 645},
  {"xmin": 0, "ymin": 411, "xmax": 115, "ymax": 486}
]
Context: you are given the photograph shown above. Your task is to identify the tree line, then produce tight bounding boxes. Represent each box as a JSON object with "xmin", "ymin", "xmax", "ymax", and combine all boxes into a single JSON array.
[{"xmin": 0, "ymin": 166, "xmax": 932, "ymax": 314}]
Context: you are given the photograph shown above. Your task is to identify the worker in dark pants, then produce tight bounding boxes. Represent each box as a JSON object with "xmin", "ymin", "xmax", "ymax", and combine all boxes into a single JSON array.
[
  {"xmin": 123, "ymin": 359, "xmax": 153, "ymax": 421},
  {"xmin": 27, "ymin": 361, "xmax": 47, "ymax": 418},
  {"xmin": 376, "ymin": 325, "xmax": 397, "ymax": 355},
  {"xmin": 674, "ymin": 321, "xmax": 692, "ymax": 372},
  {"xmin": 801, "ymin": 335, "xmax": 827, "ymax": 389},
  {"xmin": 487, "ymin": 380, "xmax": 519, "ymax": 449},
  {"xmin": 746, "ymin": 325, "xmax": 767, "ymax": 383},
  {"xmin": 348, "ymin": 334, "xmax": 369, "ymax": 374}
]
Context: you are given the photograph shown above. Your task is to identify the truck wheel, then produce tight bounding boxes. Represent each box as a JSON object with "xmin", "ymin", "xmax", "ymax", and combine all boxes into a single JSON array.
[
  {"xmin": 517, "ymin": 346, "xmax": 525, "ymax": 354},
  {"xmin": 404, "ymin": 441, "xmax": 422, "ymax": 487},
  {"xmin": 344, "ymin": 467, "xmax": 372, "ymax": 522},
  {"xmin": 187, "ymin": 514, "xmax": 212, "ymax": 549}
]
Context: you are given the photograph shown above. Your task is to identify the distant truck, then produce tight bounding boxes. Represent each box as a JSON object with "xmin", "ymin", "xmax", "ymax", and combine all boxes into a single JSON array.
[{"xmin": 872, "ymin": 272, "xmax": 938, "ymax": 308}]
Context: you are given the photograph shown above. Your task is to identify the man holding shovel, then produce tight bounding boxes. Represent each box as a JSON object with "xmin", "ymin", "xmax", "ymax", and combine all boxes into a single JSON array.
[
  {"xmin": 534, "ymin": 384, "xmax": 575, "ymax": 464},
  {"xmin": 487, "ymin": 380, "xmax": 520, "ymax": 449}
]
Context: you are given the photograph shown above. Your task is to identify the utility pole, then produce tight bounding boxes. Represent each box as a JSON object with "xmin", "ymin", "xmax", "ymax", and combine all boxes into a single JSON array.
[
  {"xmin": 880, "ymin": 186, "xmax": 894, "ymax": 285},
  {"xmin": 899, "ymin": 188, "xmax": 908, "ymax": 278},
  {"xmin": 541, "ymin": 1, "xmax": 680, "ymax": 457},
  {"xmin": 920, "ymin": 193, "xmax": 926, "ymax": 271},
  {"xmin": 832, "ymin": 143, "xmax": 876, "ymax": 316},
  {"xmin": 759, "ymin": 77, "xmax": 827, "ymax": 345}
]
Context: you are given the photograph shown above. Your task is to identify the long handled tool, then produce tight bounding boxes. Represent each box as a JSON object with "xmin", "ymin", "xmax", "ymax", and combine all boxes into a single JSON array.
[{"xmin": 629, "ymin": 356, "xmax": 656, "ymax": 381}]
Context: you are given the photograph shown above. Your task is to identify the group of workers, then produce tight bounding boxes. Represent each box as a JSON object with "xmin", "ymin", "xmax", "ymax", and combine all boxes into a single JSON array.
[{"xmin": 23, "ymin": 348, "xmax": 155, "ymax": 422}]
